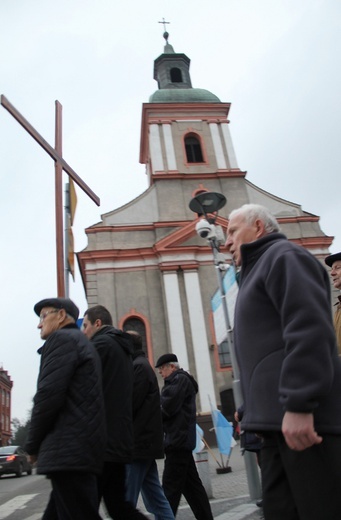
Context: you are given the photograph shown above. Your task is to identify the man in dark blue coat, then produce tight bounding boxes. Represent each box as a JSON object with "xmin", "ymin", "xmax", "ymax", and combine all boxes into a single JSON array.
[
  {"xmin": 156, "ymin": 354, "xmax": 213, "ymax": 520},
  {"xmin": 83, "ymin": 305, "xmax": 147, "ymax": 520},
  {"xmin": 26, "ymin": 297, "xmax": 105, "ymax": 520},
  {"xmin": 226, "ymin": 203, "xmax": 341, "ymax": 520}
]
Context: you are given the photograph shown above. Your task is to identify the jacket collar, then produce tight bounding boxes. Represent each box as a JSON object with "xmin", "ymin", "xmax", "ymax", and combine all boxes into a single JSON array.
[
  {"xmin": 240, "ymin": 232, "xmax": 287, "ymax": 281},
  {"xmin": 37, "ymin": 323, "xmax": 79, "ymax": 354}
]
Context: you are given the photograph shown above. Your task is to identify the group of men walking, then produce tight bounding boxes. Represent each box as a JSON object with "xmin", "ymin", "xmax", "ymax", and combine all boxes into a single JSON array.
[{"xmin": 25, "ymin": 299, "xmax": 213, "ymax": 519}]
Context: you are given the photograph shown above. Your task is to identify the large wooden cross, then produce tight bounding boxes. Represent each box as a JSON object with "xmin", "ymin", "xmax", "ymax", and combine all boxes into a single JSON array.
[{"xmin": 0, "ymin": 94, "xmax": 100, "ymax": 298}]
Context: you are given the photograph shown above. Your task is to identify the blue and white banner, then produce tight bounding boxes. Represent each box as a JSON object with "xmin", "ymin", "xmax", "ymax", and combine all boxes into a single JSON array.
[{"xmin": 211, "ymin": 266, "xmax": 238, "ymax": 344}]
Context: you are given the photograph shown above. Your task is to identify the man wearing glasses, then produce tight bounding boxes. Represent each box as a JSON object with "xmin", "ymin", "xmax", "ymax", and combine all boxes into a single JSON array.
[
  {"xmin": 325, "ymin": 252, "xmax": 341, "ymax": 355},
  {"xmin": 25, "ymin": 297, "xmax": 106, "ymax": 520}
]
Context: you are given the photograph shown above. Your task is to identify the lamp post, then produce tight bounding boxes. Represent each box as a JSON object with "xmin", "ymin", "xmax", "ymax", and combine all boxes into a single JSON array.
[{"xmin": 189, "ymin": 192, "xmax": 261, "ymax": 500}]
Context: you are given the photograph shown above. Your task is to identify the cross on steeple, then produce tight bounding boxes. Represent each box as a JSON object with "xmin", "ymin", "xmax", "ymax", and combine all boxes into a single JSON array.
[
  {"xmin": 158, "ymin": 18, "xmax": 170, "ymax": 43},
  {"xmin": 158, "ymin": 17, "xmax": 170, "ymax": 32}
]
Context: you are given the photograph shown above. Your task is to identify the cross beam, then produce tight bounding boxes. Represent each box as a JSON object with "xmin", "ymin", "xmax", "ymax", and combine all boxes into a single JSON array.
[
  {"xmin": 1, "ymin": 94, "xmax": 100, "ymax": 297},
  {"xmin": 1, "ymin": 95, "xmax": 100, "ymax": 205}
]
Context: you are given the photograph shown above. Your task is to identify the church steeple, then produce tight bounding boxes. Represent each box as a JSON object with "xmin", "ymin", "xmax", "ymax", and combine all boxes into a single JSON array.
[
  {"xmin": 141, "ymin": 31, "xmax": 234, "ymax": 180},
  {"xmin": 150, "ymin": 29, "xmax": 220, "ymax": 103},
  {"xmin": 153, "ymin": 30, "xmax": 192, "ymax": 90}
]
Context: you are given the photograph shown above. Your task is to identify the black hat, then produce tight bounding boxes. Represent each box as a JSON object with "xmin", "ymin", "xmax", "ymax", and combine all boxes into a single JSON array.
[
  {"xmin": 34, "ymin": 298, "xmax": 79, "ymax": 322},
  {"xmin": 325, "ymin": 252, "xmax": 341, "ymax": 267},
  {"xmin": 155, "ymin": 353, "xmax": 178, "ymax": 368}
]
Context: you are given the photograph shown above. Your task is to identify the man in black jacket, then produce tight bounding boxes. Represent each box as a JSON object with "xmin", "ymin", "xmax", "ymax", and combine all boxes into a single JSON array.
[
  {"xmin": 226, "ymin": 203, "xmax": 341, "ymax": 520},
  {"xmin": 125, "ymin": 331, "xmax": 174, "ymax": 519},
  {"xmin": 26, "ymin": 297, "xmax": 105, "ymax": 520},
  {"xmin": 155, "ymin": 354, "xmax": 213, "ymax": 520},
  {"xmin": 83, "ymin": 305, "xmax": 147, "ymax": 520}
]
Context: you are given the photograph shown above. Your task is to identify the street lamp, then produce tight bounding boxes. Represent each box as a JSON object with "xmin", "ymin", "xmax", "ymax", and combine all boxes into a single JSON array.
[
  {"xmin": 189, "ymin": 192, "xmax": 241, "ymax": 398},
  {"xmin": 189, "ymin": 191, "xmax": 261, "ymax": 500}
]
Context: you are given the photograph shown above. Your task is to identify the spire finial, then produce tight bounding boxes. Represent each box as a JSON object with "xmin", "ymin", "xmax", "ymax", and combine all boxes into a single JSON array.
[{"xmin": 158, "ymin": 18, "xmax": 170, "ymax": 43}]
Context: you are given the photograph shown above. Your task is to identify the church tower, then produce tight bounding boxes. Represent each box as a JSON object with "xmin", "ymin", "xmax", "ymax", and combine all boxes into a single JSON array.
[{"xmin": 78, "ymin": 33, "xmax": 332, "ymax": 415}]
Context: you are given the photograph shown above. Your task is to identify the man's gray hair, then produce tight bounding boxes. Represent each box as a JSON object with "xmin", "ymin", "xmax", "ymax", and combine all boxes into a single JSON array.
[
  {"xmin": 229, "ymin": 204, "xmax": 280, "ymax": 234},
  {"xmin": 167, "ymin": 361, "xmax": 180, "ymax": 369}
]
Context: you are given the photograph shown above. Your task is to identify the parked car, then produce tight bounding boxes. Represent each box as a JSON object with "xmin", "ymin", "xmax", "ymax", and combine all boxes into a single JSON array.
[{"xmin": 0, "ymin": 445, "xmax": 32, "ymax": 477}]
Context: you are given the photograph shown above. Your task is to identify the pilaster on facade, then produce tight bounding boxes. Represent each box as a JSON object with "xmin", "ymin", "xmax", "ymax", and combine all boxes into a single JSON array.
[
  {"xmin": 162, "ymin": 271, "xmax": 190, "ymax": 371},
  {"xmin": 183, "ymin": 270, "xmax": 217, "ymax": 411}
]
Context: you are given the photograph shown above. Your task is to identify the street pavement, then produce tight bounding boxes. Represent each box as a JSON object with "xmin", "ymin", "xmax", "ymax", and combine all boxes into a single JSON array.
[
  {"xmin": 176, "ymin": 442, "xmax": 263, "ymax": 520},
  {"xmin": 1, "ymin": 441, "xmax": 262, "ymax": 520},
  {"xmin": 102, "ymin": 441, "xmax": 264, "ymax": 520}
]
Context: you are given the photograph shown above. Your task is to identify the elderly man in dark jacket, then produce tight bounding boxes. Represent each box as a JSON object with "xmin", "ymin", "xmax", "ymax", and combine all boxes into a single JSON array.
[
  {"xmin": 156, "ymin": 354, "xmax": 213, "ymax": 520},
  {"xmin": 125, "ymin": 331, "xmax": 174, "ymax": 520},
  {"xmin": 26, "ymin": 297, "xmax": 105, "ymax": 520},
  {"xmin": 226, "ymin": 203, "xmax": 341, "ymax": 520},
  {"xmin": 83, "ymin": 305, "xmax": 147, "ymax": 520}
]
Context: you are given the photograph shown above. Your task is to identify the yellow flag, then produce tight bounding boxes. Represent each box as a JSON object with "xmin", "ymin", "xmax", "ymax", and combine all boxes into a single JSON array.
[
  {"xmin": 69, "ymin": 178, "xmax": 77, "ymax": 226},
  {"xmin": 67, "ymin": 215, "xmax": 75, "ymax": 280}
]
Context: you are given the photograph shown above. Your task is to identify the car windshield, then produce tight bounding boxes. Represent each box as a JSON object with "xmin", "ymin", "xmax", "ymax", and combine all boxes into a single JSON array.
[{"xmin": 0, "ymin": 446, "xmax": 16, "ymax": 455}]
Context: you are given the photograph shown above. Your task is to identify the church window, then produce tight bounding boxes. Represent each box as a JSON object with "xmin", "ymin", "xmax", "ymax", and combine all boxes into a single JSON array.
[
  {"xmin": 170, "ymin": 67, "xmax": 182, "ymax": 83},
  {"xmin": 218, "ymin": 340, "xmax": 231, "ymax": 368},
  {"xmin": 123, "ymin": 318, "xmax": 148, "ymax": 357},
  {"xmin": 185, "ymin": 135, "xmax": 204, "ymax": 163}
]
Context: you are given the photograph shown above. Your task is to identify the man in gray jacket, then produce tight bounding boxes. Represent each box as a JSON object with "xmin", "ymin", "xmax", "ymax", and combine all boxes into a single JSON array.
[{"xmin": 226, "ymin": 204, "xmax": 341, "ymax": 520}]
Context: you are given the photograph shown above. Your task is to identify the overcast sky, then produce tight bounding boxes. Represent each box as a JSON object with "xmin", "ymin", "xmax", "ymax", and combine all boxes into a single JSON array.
[{"xmin": 1, "ymin": 0, "xmax": 340, "ymax": 422}]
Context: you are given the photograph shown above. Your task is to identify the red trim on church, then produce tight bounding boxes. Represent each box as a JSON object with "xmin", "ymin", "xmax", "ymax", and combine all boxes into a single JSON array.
[{"xmin": 118, "ymin": 309, "xmax": 154, "ymax": 365}]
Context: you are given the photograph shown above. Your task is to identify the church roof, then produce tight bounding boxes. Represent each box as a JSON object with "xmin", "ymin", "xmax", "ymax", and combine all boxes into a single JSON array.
[{"xmin": 149, "ymin": 88, "xmax": 220, "ymax": 103}]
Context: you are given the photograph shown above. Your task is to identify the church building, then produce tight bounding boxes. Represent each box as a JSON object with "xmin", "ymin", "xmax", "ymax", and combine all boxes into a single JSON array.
[{"xmin": 77, "ymin": 34, "xmax": 332, "ymax": 417}]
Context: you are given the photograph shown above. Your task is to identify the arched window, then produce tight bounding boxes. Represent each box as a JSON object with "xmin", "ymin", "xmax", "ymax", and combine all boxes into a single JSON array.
[
  {"xmin": 170, "ymin": 67, "xmax": 182, "ymax": 83},
  {"xmin": 123, "ymin": 317, "xmax": 147, "ymax": 357},
  {"xmin": 185, "ymin": 135, "xmax": 204, "ymax": 163}
]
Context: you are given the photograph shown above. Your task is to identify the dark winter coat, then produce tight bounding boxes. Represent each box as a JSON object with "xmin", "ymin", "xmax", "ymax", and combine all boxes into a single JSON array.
[
  {"xmin": 132, "ymin": 350, "xmax": 164, "ymax": 460},
  {"xmin": 25, "ymin": 324, "xmax": 106, "ymax": 475},
  {"xmin": 91, "ymin": 326, "xmax": 134, "ymax": 463},
  {"xmin": 160, "ymin": 368, "xmax": 198, "ymax": 451},
  {"xmin": 235, "ymin": 232, "xmax": 341, "ymax": 434},
  {"xmin": 237, "ymin": 405, "xmax": 263, "ymax": 453}
]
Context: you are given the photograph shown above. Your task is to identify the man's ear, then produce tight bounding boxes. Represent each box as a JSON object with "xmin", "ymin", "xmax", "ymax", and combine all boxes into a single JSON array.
[
  {"xmin": 58, "ymin": 308, "xmax": 68, "ymax": 324},
  {"xmin": 254, "ymin": 219, "xmax": 266, "ymax": 238},
  {"xmin": 95, "ymin": 318, "xmax": 102, "ymax": 329}
]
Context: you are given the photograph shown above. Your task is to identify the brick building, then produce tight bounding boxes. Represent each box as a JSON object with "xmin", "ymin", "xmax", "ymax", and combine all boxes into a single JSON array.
[{"xmin": 0, "ymin": 368, "xmax": 13, "ymax": 445}]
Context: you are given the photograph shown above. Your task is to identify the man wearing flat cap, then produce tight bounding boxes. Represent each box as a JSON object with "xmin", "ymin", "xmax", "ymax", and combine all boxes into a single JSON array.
[
  {"xmin": 325, "ymin": 252, "xmax": 341, "ymax": 355},
  {"xmin": 155, "ymin": 354, "xmax": 213, "ymax": 520},
  {"xmin": 25, "ymin": 298, "xmax": 106, "ymax": 520}
]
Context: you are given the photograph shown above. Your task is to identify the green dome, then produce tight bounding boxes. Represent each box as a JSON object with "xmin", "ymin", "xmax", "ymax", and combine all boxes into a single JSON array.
[{"xmin": 149, "ymin": 88, "xmax": 220, "ymax": 103}]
